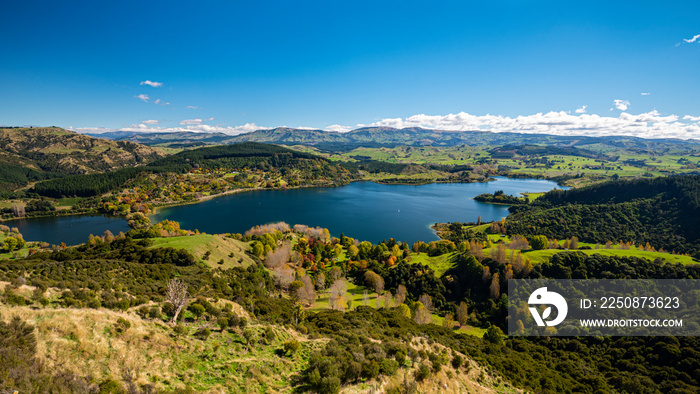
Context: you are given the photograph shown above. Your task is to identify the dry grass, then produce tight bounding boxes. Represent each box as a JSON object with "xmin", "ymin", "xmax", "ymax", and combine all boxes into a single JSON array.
[{"xmin": 0, "ymin": 300, "xmax": 328, "ymax": 393}]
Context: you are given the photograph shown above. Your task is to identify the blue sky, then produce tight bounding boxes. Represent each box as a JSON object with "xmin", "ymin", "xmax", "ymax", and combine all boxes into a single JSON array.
[{"xmin": 2, "ymin": 0, "xmax": 700, "ymax": 139}]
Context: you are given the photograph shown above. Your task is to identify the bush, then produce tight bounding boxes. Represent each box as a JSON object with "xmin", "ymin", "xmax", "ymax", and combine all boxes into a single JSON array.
[
  {"xmin": 451, "ymin": 354, "xmax": 463, "ymax": 369},
  {"xmin": 362, "ymin": 360, "xmax": 380, "ymax": 379},
  {"xmin": 379, "ymin": 359, "xmax": 399, "ymax": 376},
  {"xmin": 318, "ymin": 376, "xmax": 341, "ymax": 394},
  {"xmin": 173, "ymin": 324, "xmax": 186, "ymax": 336},
  {"xmin": 217, "ymin": 317, "xmax": 229, "ymax": 331},
  {"xmin": 282, "ymin": 339, "xmax": 301, "ymax": 355},
  {"xmin": 189, "ymin": 303, "xmax": 205, "ymax": 319},
  {"xmin": 148, "ymin": 306, "xmax": 161, "ymax": 319},
  {"xmin": 114, "ymin": 317, "xmax": 131, "ymax": 334},
  {"xmin": 194, "ymin": 328, "xmax": 211, "ymax": 341},
  {"xmin": 415, "ymin": 363, "xmax": 431, "ymax": 381},
  {"xmin": 484, "ymin": 325, "xmax": 504, "ymax": 345}
]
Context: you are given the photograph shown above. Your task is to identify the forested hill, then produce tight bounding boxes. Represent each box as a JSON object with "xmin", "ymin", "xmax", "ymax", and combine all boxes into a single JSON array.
[
  {"xmin": 146, "ymin": 141, "xmax": 320, "ymax": 167},
  {"xmin": 0, "ymin": 127, "xmax": 166, "ymax": 191},
  {"xmin": 31, "ymin": 142, "xmax": 355, "ymax": 198},
  {"xmin": 506, "ymin": 175, "xmax": 700, "ymax": 254}
]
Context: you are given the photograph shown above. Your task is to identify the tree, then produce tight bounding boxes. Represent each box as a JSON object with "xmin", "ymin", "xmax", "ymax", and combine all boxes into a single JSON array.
[
  {"xmin": 395, "ymin": 284, "xmax": 407, "ymax": 305},
  {"xmin": 396, "ymin": 303, "xmax": 411, "ymax": 319},
  {"xmin": 413, "ymin": 302, "xmax": 432, "ymax": 325},
  {"xmin": 251, "ymin": 241, "xmax": 265, "ymax": 258},
  {"xmin": 315, "ymin": 272, "xmax": 326, "ymax": 293},
  {"xmin": 292, "ymin": 303, "xmax": 306, "ymax": 325},
  {"xmin": 490, "ymin": 273, "xmax": 500, "ymax": 299},
  {"xmin": 328, "ymin": 279, "xmax": 347, "ymax": 311},
  {"xmin": 456, "ymin": 302, "xmax": 470, "ymax": 326},
  {"xmin": 418, "ymin": 294, "xmax": 433, "ymax": 312},
  {"xmin": 328, "ymin": 266, "xmax": 343, "ymax": 283},
  {"xmin": 530, "ymin": 235, "xmax": 548, "ymax": 250},
  {"xmin": 484, "ymin": 325, "xmax": 504, "ymax": 345},
  {"xmin": 569, "ymin": 236, "xmax": 579, "ymax": 249},
  {"xmin": 363, "ymin": 270, "xmax": 385, "ymax": 296},
  {"xmin": 347, "ymin": 244, "xmax": 359, "ymax": 258},
  {"xmin": 443, "ymin": 313, "xmax": 455, "ymax": 329},
  {"xmin": 265, "ymin": 242, "xmax": 291, "ymax": 269},
  {"xmin": 166, "ymin": 278, "xmax": 189, "ymax": 324}
]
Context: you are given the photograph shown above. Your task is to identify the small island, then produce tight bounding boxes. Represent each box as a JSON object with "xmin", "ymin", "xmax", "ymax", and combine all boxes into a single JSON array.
[{"xmin": 473, "ymin": 190, "xmax": 526, "ymax": 204}]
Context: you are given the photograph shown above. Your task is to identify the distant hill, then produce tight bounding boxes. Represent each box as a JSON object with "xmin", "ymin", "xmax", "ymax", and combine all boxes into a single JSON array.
[
  {"xmin": 32, "ymin": 142, "xmax": 355, "ymax": 198},
  {"xmin": 92, "ymin": 126, "xmax": 700, "ymax": 152},
  {"xmin": 0, "ymin": 127, "xmax": 166, "ymax": 191}
]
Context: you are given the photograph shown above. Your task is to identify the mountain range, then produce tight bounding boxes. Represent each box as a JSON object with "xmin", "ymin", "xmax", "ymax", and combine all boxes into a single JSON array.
[{"xmin": 89, "ymin": 126, "xmax": 700, "ymax": 152}]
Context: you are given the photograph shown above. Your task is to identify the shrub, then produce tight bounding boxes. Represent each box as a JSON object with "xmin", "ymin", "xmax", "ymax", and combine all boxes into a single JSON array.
[
  {"xmin": 148, "ymin": 306, "xmax": 161, "ymax": 319},
  {"xmin": 173, "ymin": 324, "xmax": 186, "ymax": 336},
  {"xmin": 380, "ymin": 359, "xmax": 399, "ymax": 376},
  {"xmin": 194, "ymin": 328, "xmax": 211, "ymax": 341},
  {"xmin": 282, "ymin": 339, "xmax": 301, "ymax": 355},
  {"xmin": 415, "ymin": 363, "xmax": 430, "ymax": 381},
  {"xmin": 114, "ymin": 317, "xmax": 131, "ymax": 334}
]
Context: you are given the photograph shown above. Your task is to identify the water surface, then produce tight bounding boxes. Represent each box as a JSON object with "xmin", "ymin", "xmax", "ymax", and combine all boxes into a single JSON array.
[
  {"xmin": 152, "ymin": 177, "xmax": 564, "ymax": 243},
  {"xmin": 9, "ymin": 177, "xmax": 565, "ymax": 245}
]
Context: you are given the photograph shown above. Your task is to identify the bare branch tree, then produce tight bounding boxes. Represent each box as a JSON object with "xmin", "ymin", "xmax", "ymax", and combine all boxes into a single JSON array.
[{"xmin": 166, "ymin": 278, "xmax": 189, "ymax": 324}]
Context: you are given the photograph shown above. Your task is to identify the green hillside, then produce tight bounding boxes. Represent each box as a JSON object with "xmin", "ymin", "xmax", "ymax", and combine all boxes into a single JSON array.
[{"xmin": 0, "ymin": 127, "xmax": 166, "ymax": 191}]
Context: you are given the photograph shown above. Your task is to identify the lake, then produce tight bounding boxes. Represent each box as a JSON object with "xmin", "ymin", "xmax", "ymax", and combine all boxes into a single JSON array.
[{"xmin": 9, "ymin": 177, "xmax": 565, "ymax": 245}]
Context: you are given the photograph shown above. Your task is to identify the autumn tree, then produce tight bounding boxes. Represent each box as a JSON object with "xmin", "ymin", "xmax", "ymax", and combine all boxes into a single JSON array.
[
  {"xmin": 456, "ymin": 302, "xmax": 469, "ymax": 326},
  {"xmin": 328, "ymin": 279, "xmax": 347, "ymax": 311},
  {"xmin": 166, "ymin": 278, "xmax": 189, "ymax": 324},
  {"xmin": 569, "ymin": 236, "xmax": 579, "ymax": 249},
  {"xmin": 395, "ymin": 284, "xmax": 407, "ymax": 305},
  {"xmin": 490, "ymin": 273, "xmax": 500, "ymax": 299},
  {"xmin": 413, "ymin": 302, "xmax": 432, "ymax": 325},
  {"xmin": 418, "ymin": 294, "xmax": 433, "ymax": 312},
  {"xmin": 328, "ymin": 266, "xmax": 343, "ymax": 284},
  {"xmin": 298, "ymin": 274, "xmax": 316, "ymax": 305},
  {"xmin": 265, "ymin": 242, "xmax": 291, "ymax": 269},
  {"xmin": 315, "ymin": 272, "xmax": 326, "ymax": 293},
  {"xmin": 273, "ymin": 265, "xmax": 295, "ymax": 290},
  {"xmin": 364, "ymin": 271, "xmax": 385, "ymax": 296}
]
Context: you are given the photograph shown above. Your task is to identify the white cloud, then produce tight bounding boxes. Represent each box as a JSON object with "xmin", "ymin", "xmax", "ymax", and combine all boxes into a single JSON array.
[
  {"xmin": 140, "ymin": 80, "xmax": 163, "ymax": 87},
  {"xmin": 142, "ymin": 119, "xmax": 159, "ymax": 125},
  {"xmin": 683, "ymin": 34, "xmax": 700, "ymax": 43},
  {"xmin": 69, "ymin": 126, "xmax": 114, "ymax": 134},
  {"xmin": 613, "ymin": 99, "xmax": 630, "ymax": 111},
  {"xmin": 364, "ymin": 110, "xmax": 700, "ymax": 140},
  {"xmin": 154, "ymin": 98, "xmax": 170, "ymax": 106},
  {"xmin": 575, "ymin": 106, "xmax": 587, "ymax": 114},
  {"xmin": 641, "ymin": 92, "xmax": 651, "ymax": 96},
  {"xmin": 325, "ymin": 124, "xmax": 353, "ymax": 133},
  {"xmin": 135, "ymin": 94, "xmax": 150, "ymax": 102},
  {"xmin": 683, "ymin": 115, "xmax": 700, "ymax": 122},
  {"xmin": 206, "ymin": 117, "xmax": 215, "ymax": 121},
  {"xmin": 180, "ymin": 118, "xmax": 203, "ymax": 125},
  {"xmin": 187, "ymin": 106, "xmax": 199, "ymax": 109}
]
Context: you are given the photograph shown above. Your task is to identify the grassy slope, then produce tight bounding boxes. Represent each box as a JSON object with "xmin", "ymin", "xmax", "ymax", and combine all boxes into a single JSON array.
[
  {"xmin": 0, "ymin": 127, "xmax": 167, "ymax": 176},
  {"xmin": 1, "ymin": 284, "xmax": 510, "ymax": 393},
  {"xmin": 516, "ymin": 247, "xmax": 697, "ymax": 266},
  {"xmin": 148, "ymin": 234, "xmax": 255, "ymax": 270},
  {"xmin": 0, "ymin": 299, "xmax": 325, "ymax": 393}
]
